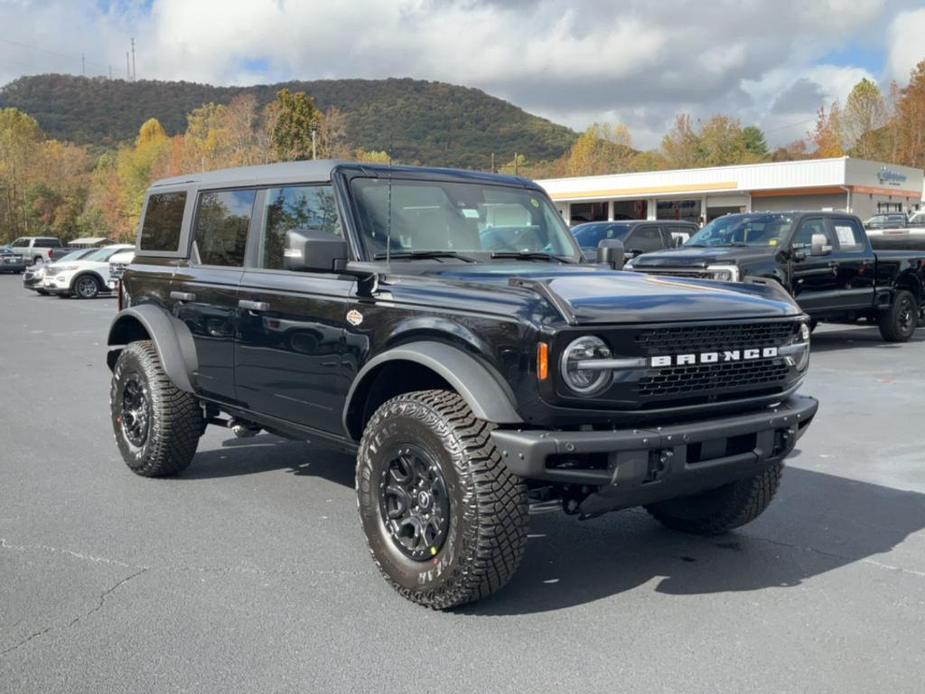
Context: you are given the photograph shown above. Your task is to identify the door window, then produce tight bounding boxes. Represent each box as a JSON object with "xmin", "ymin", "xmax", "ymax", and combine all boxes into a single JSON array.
[
  {"xmin": 792, "ymin": 218, "xmax": 834, "ymax": 248},
  {"xmin": 258, "ymin": 185, "xmax": 342, "ymax": 270},
  {"xmin": 11, "ymin": 238, "xmax": 28, "ymax": 248},
  {"xmin": 831, "ymin": 218, "xmax": 865, "ymax": 251},
  {"xmin": 626, "ymin": 226, "xmax": 664, "ymax": 253},
  {"xmin": 192, "ymin": 189, "xmax": 256, "ymax": 267}
]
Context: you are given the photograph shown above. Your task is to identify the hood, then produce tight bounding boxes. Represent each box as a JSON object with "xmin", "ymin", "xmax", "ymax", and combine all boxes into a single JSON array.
[
  {"xmin": 382, "ymin": 262, "xmax": 799, "ymax": 325},
  {"xmin": 629, "ymin": 245, "xmax": 776, "ymax": 268}
]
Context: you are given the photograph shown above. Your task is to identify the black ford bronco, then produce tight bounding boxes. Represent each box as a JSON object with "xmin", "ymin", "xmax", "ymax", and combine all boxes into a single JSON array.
[{"xmin": 107, "ymin": 161, "xmax": 818, "ymax": 609}]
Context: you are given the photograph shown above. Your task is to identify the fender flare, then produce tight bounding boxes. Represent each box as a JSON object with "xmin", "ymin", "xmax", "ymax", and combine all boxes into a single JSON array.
[
  {"xmin": 107, "ymin": 305, "xmax": 198, "ymax": 393},
  {"xmin": 343, "ymin": 341, "xmax": 523, "ymax": 435}
]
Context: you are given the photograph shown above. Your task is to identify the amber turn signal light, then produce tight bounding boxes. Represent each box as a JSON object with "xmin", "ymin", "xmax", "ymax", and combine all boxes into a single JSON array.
[{"xmin": 537, "ymin": 342, "xmax": 549, "ymax": 381}]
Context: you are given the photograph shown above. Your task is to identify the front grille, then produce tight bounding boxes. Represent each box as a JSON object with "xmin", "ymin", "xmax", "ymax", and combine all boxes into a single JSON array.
[
  {"xmin": 633, "ymin": 320, "xmax": 797, "ymax": 406},
  {"xmin": 636, "ymin": 321, "xmax": 794, "ymax": 354}
]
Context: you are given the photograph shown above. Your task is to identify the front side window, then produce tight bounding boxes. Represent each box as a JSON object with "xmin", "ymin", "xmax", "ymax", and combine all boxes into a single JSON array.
[
  {"xmin": 350, "ymin": 178, "xmax": 578, "ymax": 260},
  {"xmin": 140, "ymin": 192, "xmax": 187, "ymax": 252},
  {"xmin": 193, "ymin": 189, "xmax": 256, "ymax": 267},
  {"xmin": 687, "ymin": 214, "xmax": 793, "ymax": 248},
  {"xmin": 259, "ymin": 185, "xmax": 341, "ymax": 270},
  {"xmin": 792, "ymin": 219, "xmax": 834, "ymax": 248},
  {"xmin": 11, "ymin": 238, "xmax": 29, "ymax": 248}
]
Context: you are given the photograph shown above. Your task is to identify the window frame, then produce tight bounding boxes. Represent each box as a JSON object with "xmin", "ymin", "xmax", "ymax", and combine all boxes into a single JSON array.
[
  {"xmin": 790, "ymin": 216, "xmax": 835, "ymax": 250},
  {"xmin": 189, "ymin": 186, "xmax": 260, "ymax": 269},
  {"xmin": 136, "ymin": 186, "xmax": 195, "ymax": 259},
  {"xmin": 249, "ymin": 182, "xmax": 345, "ymax": 274},
  {"xmin": 138, "ymin": 191, "xmax": 189, "ymax": 255}
]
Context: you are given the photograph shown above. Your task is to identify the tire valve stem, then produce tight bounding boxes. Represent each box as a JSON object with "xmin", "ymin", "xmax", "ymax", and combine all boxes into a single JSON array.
[{"xmin": 430, "ymin": 546, "xmax": 437, "ymax": 556}]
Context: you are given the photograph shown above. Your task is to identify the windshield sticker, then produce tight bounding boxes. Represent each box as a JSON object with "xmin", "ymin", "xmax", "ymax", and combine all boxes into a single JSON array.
[
  {"xmin": 461, "ymin": 208, "xmax": 480, "ymax": 219},
  {"xmin": 530, "ymin": 198, "xmax": 540, "ymax": 208},
  {"xmin": 769, "ymin": 239, "xmax": 778, "ymax": 246},
  {"xmin": 835, "ymin": 226, "xmax": 856, "ymax": 245}
]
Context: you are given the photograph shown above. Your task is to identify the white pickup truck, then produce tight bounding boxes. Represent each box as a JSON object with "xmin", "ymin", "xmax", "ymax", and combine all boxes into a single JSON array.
[
  {"xmin": 866, "ymin": 211, "xmax": 925, "ymax": 249},
  {"xmin": 8, "ymin": 236, "xmax": 65, "ymax": 264}
]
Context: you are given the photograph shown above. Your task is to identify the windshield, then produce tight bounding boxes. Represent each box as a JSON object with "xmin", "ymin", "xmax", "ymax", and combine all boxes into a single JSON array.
[
  {"xmin": 56, "ymin": 249, "xmax": 96, "ymax": 263},
  {"xmin": 571, "ymin": 222, "xmax": 632, "ymax": 250},
  {"xmin": 85, "ymin": 246, "xmax": 130, "ymax": 262},
  {"xmin": 349, "ymin": 178, "xmax": 578, "ymax": 260},
  {"xmin": 687, "ymin": 214, "xmax": 793, "ymax": 247}
]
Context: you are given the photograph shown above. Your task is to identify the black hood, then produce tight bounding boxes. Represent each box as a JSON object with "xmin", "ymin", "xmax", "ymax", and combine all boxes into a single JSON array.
[
  {"xmin": 379, "ymin": 262, "xmax": 800, "ymax": 325},
  {"xmin": 629, "ymin": 245, "xmax": 777, "ymax": 268}
]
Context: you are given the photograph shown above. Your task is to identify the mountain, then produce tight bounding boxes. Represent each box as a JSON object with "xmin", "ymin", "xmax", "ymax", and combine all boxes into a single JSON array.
[{"xmin": 0, "ymin": 74, "xmax": 577, "ymax": 168}]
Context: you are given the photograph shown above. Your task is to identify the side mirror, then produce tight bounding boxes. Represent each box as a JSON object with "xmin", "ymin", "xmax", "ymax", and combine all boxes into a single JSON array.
[
  {"xmin": 284, "ymin": 229, "xmax": 349, "ymax": 272},
  {"xmin": 625, "ymin": 248, "xmax": 643, "ymax": 259},
  {"xmin": 597, "ymin": 239, "xmax": 625, "ymax": 270},
  {"xmin": 810, "ymin": 233, "xmax": 832, "ymax": 256}
]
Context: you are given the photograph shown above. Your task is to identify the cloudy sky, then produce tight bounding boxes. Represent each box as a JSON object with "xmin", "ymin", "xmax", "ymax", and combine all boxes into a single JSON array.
[{"xmin": 1, "ymin": 0, "xmax": 924, "ymax": 148}]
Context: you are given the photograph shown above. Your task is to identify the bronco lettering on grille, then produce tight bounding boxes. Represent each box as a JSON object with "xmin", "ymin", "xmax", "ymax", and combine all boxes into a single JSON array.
[{"xmin": 650, "ymin": 346, "xmax": 778, "ymax": 367}]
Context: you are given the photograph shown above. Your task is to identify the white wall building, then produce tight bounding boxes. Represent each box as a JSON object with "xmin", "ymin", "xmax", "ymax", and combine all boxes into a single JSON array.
[{"xmin": 536, "ymin": 157, "xmax": 924, "ymax": 226}]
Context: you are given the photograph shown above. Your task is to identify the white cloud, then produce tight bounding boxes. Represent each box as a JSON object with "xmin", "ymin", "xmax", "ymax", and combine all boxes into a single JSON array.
[
  {"xmin": 887, "ymin": 8, "xmax": 925, "ymax": 81},
  {"xmin": 0, "ymin": 0, "xmax": 920, "ymax": 149}
]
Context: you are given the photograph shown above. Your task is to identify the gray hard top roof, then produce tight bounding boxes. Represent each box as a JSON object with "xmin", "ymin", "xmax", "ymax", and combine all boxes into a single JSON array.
[{"xmin": 149, "ymin": 159, "xmax": 538, "ymax": 192}]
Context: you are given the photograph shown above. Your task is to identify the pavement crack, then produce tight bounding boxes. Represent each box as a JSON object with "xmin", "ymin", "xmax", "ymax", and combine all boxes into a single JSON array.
[
  {"xmin": 66, "ymin": 567, "xmax": 149, "ymax": 629},
  {"xmin": 0, "ymin": 626, "xmax": 52, "ymax": 658},
  {"xmin": 0, "ymin": 537, "xmax": 134, "ymax": 568}
]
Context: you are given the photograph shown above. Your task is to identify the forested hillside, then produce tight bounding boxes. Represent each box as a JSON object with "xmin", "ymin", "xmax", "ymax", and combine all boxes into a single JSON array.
[{"xmin": 0, "ymin": 74, "xmax": 577, "ymax": 168}]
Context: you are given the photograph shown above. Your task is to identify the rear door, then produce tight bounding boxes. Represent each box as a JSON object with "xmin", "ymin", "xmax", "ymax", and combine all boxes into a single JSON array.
[
  {"xmin": 170, "ymin": 188, "xmax": 256, "ymax": 404},
  {"xmin": 235, "ymin": 183, "xmax": 353, "ymax": 433},
  {"xmin": 827, "ymin": 216, "xmax": 876, "ymax": 310}
]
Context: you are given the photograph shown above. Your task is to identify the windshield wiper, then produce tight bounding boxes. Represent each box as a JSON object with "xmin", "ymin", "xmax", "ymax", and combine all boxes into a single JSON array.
[
  {"xmin": 490, "ymin": 251, "xmax": 573, "ymax": 263},
  {"xmin": 373, "ymin": 250, "xmax": 478, "ymax": 263}
]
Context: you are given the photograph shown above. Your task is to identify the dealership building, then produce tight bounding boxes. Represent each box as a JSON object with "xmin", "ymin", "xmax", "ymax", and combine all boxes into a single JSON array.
[{"xmin": 536, "ymin": 157, "xmax": 924, "ymax": 226}]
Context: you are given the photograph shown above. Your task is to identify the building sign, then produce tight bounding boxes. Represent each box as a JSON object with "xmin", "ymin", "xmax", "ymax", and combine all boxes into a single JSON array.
[{"xmin": 877, "ymin": 166, "xmax": 907, "ymax": 187}]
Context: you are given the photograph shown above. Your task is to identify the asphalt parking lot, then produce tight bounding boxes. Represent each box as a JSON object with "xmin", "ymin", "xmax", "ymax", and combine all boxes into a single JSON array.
[{"xmin": 1, "ymin": 274, "xmax": 923, "ymax": 694}]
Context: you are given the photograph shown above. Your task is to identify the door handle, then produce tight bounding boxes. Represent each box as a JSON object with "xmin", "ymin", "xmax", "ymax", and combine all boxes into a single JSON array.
[
  {"xmin": 238, "ymin": 299, "xmax": 270, "ymax": 312},
  {"xmin": 170, "ymin": 291, "xmax": 196, "ymax": 302}
]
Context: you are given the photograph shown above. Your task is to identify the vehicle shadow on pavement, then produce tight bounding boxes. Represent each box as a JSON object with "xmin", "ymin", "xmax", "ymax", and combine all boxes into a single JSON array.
[
  {"xmin": 180, "ymin": 435, "xmax": 356, "ymax": 487},
  {"xmin": 462, "ymin": 465, "xmax": 925, "ymax": 615},
  {"xmin": 811, "ymin": 325, "xmax": 925, "ymax": 353}
]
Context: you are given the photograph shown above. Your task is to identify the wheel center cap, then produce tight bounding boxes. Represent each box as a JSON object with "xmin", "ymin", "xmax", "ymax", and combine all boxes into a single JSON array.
[{"xmin": 417, "ymin": 491, "xmax": 432, "ymax": 509}]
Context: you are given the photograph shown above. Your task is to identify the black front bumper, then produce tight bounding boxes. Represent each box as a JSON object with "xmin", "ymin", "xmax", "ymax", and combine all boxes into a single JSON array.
[{"xmin": 491, "ymin": 394, "xmax": 818, "ymax": 517}]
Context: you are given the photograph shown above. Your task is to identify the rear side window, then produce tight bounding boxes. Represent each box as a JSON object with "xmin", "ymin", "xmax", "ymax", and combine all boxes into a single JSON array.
[
  {"xmin": 193, "ymin": 189, "xmax": 256, "ymax": 267},
  {"xmin": 627, "ymin": 226, "xmax": 664, "ymax": 253},
  {"xmin": 140, "ymin": 192, "xmax": 187, "ymax": 252},
  {"xmin": 38, "ymin": 237, "xmax": 60, "ymax": 247},
  {"xmin": 833, "ymin": 218, "xmax": 865, "ymax": 251}
]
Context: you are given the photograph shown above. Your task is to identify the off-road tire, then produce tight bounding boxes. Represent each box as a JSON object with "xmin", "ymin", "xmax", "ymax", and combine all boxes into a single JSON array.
[
  {"xmin": 879, "ymin": 289, "xmax": 917, "ymax": 342},
  {"xmin": 645, "ymin": 462, "xmax": 783, "ymax": 535},
  {"xmin": 110, "ymin": 340, "xmax": 203, "ymax": 477},
  {"xmin": 356, "ymin": 389, "xmax": 529, "ymax": 609},
  {"xmin": 74, "ymin": 273, "xmax": 101, "ymax": 299}
]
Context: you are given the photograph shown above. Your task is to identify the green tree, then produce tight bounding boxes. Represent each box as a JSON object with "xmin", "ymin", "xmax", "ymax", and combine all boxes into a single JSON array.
[
  {"xmin": 267, "ymin": 89, "xmax": 322, "ymax": 161},
  {"xmin": 743, "ymin": 126, "xmax": 770, "ymax": 158}
]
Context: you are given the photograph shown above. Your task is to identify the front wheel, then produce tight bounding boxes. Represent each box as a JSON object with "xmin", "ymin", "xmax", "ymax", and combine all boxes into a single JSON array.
[
  {"xmin": 645, "ymin": 462, "xmax": 783, "ymax": 535},
  {"xmin": 879, "ymin": 289, "xmax": 917, "ymax": 342},
  {"xmin": 74, "ymin": 274, "xmax": 101, "ymax": 299},
  {"xmin": 356, "ymin": 390, "xmax": 529, "ymax": 609},
  {"xmin": 110, "ymin": 341, "xmax": 203, "ymax": 477}
]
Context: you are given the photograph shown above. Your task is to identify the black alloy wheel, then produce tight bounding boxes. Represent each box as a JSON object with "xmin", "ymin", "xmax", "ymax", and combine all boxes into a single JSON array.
[
  {"xmin": 379, "ymin": 445, "xmax": 451, "ymax": 561},
  {"xmin": 120, "ymin": 372, "xmax": 151, "ymax": 448}
]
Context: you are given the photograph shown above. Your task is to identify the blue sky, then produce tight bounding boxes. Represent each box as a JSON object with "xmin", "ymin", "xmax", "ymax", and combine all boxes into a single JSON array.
[{"xmin": 1, "ymin": 0, "xmax": 924, "ymax": 148}]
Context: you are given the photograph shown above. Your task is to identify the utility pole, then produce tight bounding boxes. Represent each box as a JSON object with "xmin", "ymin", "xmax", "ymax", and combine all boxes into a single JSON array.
[
  {"xmin": 131, "ymin": 38, "xmax": 136, "ymax": 80},
  {"xmin": 109, "ymin": 65, "xmax": 112, "ymax": 80},
  {"xmin": 490, "ymin": 152, "xmax": 495, "ymax": 173},
  {"xmin": 513, "ymin": 152, "xmax": 519, "ymax": 176},
  {"xmin": 81, "ymin": 54, "xmax": 85, "ymax": 75},
  {"xmin": 311, "ymin": 127, "xmax": 317, "ymax": 160},
  {"xmin": 126, "ymin": 52, "xmax": 130, "ymax": 79}
]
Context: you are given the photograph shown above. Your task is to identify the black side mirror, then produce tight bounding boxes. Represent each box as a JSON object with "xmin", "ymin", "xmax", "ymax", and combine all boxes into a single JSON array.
[
  {"xmin": 284, "ymin": 229, "xmax": 349, "ymax": 272},
  {"xmin": 597, "ymin": 239, "xmax": 625, "ymax": 270}
]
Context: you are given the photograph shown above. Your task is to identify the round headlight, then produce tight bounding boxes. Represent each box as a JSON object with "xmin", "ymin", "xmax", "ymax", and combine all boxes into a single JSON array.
[{"xmin": 560, "ymin": 336, "xmax": 612, "ymax": 395}]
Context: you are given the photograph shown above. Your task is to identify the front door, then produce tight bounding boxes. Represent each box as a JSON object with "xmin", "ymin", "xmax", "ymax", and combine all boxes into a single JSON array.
[
  {"xmin": 789, "ymin": 216, "xmax": 839, "ymax": 314},
  {"xmin": 234, "ymin": 184, "xmax": 353, "ymax": 434},
  {"xmin": 170, "ymin": 187, "xmax": 257, "ymax": 404},
  {"xmin": 827, "ymin": 216, "xmax": 876, "ymax": 311}
]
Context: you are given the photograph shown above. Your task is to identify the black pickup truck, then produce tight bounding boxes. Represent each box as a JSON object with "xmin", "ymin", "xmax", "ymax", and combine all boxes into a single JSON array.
[
  {"xmin": 626, "ymin": 211, "xmax": 925, "ymax": 342},
  {"xmin": 106, "ymin": 161, "xmax": 817, "ymax": 609}
]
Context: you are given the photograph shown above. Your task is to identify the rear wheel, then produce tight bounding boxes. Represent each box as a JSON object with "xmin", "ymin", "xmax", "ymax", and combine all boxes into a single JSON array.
[
  {"xmin": 110, "ymin": 341, "xmax": 203, "ymax": 477},
  {"xmin": 879, "ymin": 289, "xmax": 917, "ymax": 342},
  {"xmin": 74, "ymin": 274, "xmax": 101, "ymax": 299},
  {"xmin": 356, "ymin": 389, "xmax": 529, "ymax": 609},
  {"xmin": 645, "ymin": 462, "xmax": 783, "ymax": 535}
]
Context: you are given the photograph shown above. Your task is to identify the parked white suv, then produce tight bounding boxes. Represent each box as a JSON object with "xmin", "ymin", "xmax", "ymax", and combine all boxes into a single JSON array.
[
  {"xmin": 9, "ymin": 236, "xmax": 64, "ymax": 264},
  {"xmin": 42, "ymin": 244, "xmax": 134, "ymax": 299}
]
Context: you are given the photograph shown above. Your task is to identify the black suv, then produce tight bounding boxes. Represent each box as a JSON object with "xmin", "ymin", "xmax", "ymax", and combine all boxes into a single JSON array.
[
  {"xmin": 107, "ymin": 161, "xmax": 817, "ymax": 609},
  {"xmin": 571, "ymin": 219, "xmax": 696, "ymax": 259}
]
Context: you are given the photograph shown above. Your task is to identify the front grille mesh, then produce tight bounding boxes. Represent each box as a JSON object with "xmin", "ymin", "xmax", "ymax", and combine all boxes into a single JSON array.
[{"xmin": 633, "ymin": 321, "xmax": 796, "ymax": 405}]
